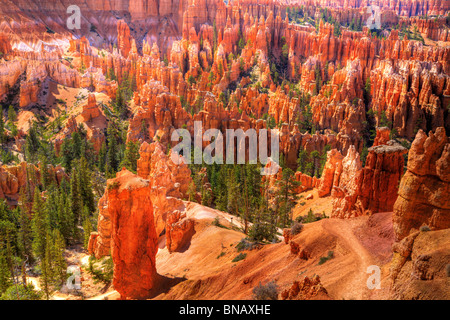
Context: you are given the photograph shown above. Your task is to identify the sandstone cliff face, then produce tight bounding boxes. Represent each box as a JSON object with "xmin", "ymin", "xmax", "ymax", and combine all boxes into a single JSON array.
[
  {"xmin": 104, "ymin": 169, "xmax": 158, "ymax": 299},
  {"xmin": 318, "ymin": 149, "xmax": 344, "ymax": 197},
  {"xmin": 330, "ymin": 139, "xmax": 407, "ymax": 218},
  {"xmin": 91, "ymin": 140, "xmax": 194, "ymax": 259},
  {"xmin": 137, "ymin": 141, "xmax": 192, "ymax": 237},
  {"xmin": 166, "ymin": 210, "xmax": 195, "ymax": 253},
  {"xmin": 318, "ymin": 128, "xmax": 407, "ymax": 218},
  {"xmin": 393, "ymin": 127, "xmax": 450, "ymax": 241},
  {"xmin": 390, "ymin": 228, "xmax": 450, "ymax": 300}
]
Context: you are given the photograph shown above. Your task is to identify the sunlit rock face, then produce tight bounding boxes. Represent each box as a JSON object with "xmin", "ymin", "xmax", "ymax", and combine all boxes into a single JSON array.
[{"xmin": 393, "ymin": 127, "xmax": 450, "ymax": 241}]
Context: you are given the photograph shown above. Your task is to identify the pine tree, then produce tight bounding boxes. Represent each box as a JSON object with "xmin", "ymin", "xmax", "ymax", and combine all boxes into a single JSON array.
[
  {"xmin": 0, "ymin": 106, "xmax": 5, "ymax": 144},
  {"xmin": 0, "ymin": 251, "xmax": 12, "ymax": 295},
  {"xmin": 39, "ymin": 155, "xmax": 52, "ymax": 190},
  {"xmin": 98, "ymin": 141, "xmax": 107, "ymax": 172},
  {"xmin": 121, "ymin": 140, "xmax": 140, "ymax": 173},
  {"xmin": 318, "ymin": 145, "xmax": 331, "ymax": 177},
  {"xmin": 213, "ymin": 19, "xmax": 218, "ymax": 52},
  {"xmin": 226, "ymin": 168, "xmax": 240, "ymax": 216},
  {"xmin": 40, "ymin": 234, "xmax": 53, "ymax": 300},
  {"xmin": 51, "ymin": 229, "xmax": 66, "ymax": 286},
  {"xmin": 82, "ymin": 209, "xmax": 92, "ymax": 250},
  {"xmin": 275, "ymin": 168, "xmax": 301, "ymax": 228},
  {"xmin": 6, "ymin": 105, "xmax": 19, "ymax": 140},
  {"xmin": 106, "ymin": 124, "xmax": 119, "ymax": 174},
  {"xmin": 333, "ymin": 20, "xmax": 341, "ymax": 37},
  {"xmin": 56, "ymin": 182, "xmax": 74, "ymax": 242},
  {"xmin": 313, "ymin": 65, "xmax": 322, "ymax": 96},
  {"xmin": 24, "ymin": 121, "xmax": 41, "ymax": 163},
  {"xmin": 31, "ymin": 189, "xmax": 48, "ymax": 260},
  {"xmin": 296, "ymin": 147, "xmax": 309, "ymax": 173},
  {"xmin": 17, "ymin": 206, "xmax": 33, "ymax": 265},
  {"xmin": 77, "ymin": 157, "xmax": 95, "ymax": 213},
  {"xmin": 310, "ymin": 150, "xmax": 321, "ymax": 177},
  {"xmin": 69, "ymin": 172, "xmax": 82, "ymax": 241}
]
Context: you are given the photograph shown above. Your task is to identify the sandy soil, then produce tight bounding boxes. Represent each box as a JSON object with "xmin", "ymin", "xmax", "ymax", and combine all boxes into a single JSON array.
[
  {"xmin": 152, "ymin": 206, "xmax": 395, "ymax": 300},
  {"xmin": 292, "ymin": 188, "xmax": 333, "ymax": 219}
]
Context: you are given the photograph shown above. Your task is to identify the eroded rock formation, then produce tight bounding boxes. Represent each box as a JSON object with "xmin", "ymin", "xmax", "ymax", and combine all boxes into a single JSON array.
[
  {"xmin": 103, "ymin": 169, "xmax": 158, "ymax": 299},
  {"xmin": 393, "ymin": 127, "xmax": 450, "ymax": 241},
  {"xmin": 280, "ymin": 275, "xmax": 330, "ymax": 300}
]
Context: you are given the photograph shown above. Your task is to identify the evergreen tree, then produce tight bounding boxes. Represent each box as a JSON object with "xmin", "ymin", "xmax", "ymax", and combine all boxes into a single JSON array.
[
  {"xmin": 51, "ymin": 229, "xmax": 66, "ymax": 286},
  {"xmin": 40, "ymin": 234, "xmax": 53, "ymax": 300},
  {"xmin": 313, "ymin": 65, "xmax": 322, "ymax": 96},
  {"xmin": 213, "ymin": 19, "xmax": 218, "ymax": 52},
  {"xmin": 364, "ymin": 77, "xmax": 371, "ymax": 104},
  {"xmin": 121, "ymin": 140, "xmax": 140, "ymax": 173},
  {"xmin": 76, "ymin": 157, "xmax": 95, "ymax": 213},
  {"xmin": 310, "ymin": 150, "xmax": 321, "ymax": 177},
  {"xmin": 24, "ymin": 122, "xmax": 41, "ymax": 163},
  {"xmin": 82, "ymin": 212, "xmax": 92, "ymax": 250},
  {"xmin": 55, "ymin": 180, "xmax": 74, "ymax": 242},
  {"xmin": 0, "ymin": 251, "xmax": 12, "ymax": 295},
  {"xmin": 31, "ymin": 189, "xmax": 48, "ymax": 260},
  {"xmin": 296, "ymin": 147, "xmax": 309, "ymax": 173},
  {"xmin": 333, "ymin": 20, "xmax": 341, "ymax": 37},
  {"xmin": 69, "ymin": 171, "xmax": 82, "ymax": 240},
  {"xmin": 187, "ymin": 181, "xmax": 197, "ymax": 202},
  {"xmin": 98, "ymin": 141, "xmax": 107, "ymax": 172},
  {"xmin": 0, "ymin": 106, "xmax": 5, "ymax": 144},
  {"xmin": 319, "ymin": 145, "xmax": 331, "ymax": 177},
  {"xmin": 17, "ymin": 206, "xmax": 33, "ymax": 265},
  {"xmin": 39, "ymin": 155, "xmax": 52, "ymax": 190},
  {"xmin": 275, "ymin": 168, "xmax": 301, "ymax": 228},
  {"xmin": 106, "ymin": 123, "xmax": 119, "ymax": 174}
]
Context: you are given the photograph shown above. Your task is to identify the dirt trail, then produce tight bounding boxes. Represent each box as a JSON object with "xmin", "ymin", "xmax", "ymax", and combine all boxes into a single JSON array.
[{"xmin": 322, "ymin": 218, "xmax": 376, "ymax": 300}]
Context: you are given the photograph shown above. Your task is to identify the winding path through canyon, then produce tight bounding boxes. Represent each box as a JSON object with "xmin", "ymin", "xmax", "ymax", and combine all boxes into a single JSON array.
[{"xmin": 322, "ymin": 218, "xmax": 377, "ymax": 300}]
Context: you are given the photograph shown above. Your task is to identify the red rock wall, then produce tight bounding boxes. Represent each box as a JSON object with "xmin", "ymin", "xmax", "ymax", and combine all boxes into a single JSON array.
[
  {"xmin": 105, "ymin": 169, "xmax": 158, "ymax": 299},
  {"xmin": 393, "ymin": 127, "xmax": 450, "ymax": 241}
]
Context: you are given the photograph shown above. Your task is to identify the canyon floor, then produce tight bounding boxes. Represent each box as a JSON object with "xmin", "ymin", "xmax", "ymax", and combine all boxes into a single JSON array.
[{"xmin": 49, "ymin": 190, "xmax": 396, "ymax": 300}]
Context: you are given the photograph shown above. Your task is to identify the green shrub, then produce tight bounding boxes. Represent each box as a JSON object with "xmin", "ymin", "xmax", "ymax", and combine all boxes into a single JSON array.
[
  {"xmin": 232, "ymin": 253, "xmax": 247, "ymax": 263},
  {"xmin": 248, "ymin": 222, "xmax": 276, "ymax": 242},
  {"xmin": 252, "ymin": 281, "xmax": 278, "ymax": 300},
  {"xmin": 87, "ymin": 256, "xmax": 114, "ymax": 284},
  {"xmin": 0, "ymin": 284, "xmax": 42, "ymax": 300},
  {"xmin": 291, "ymin": 221, "xmax": 303, "ymax": 235},
  {"xmin": 420, "ymin": 225, "xmax": 431, "ymax": 232},
  {"xmin": 212, "ymin": 217, "xmax": 227, "ymax": 229},
  {"xmin": 235, "ymin": 238, "xmax": 259, "ymax": 252},
  {"xmin": 318, "ymin": 251, "xmax": 334, "ymax": 265}
]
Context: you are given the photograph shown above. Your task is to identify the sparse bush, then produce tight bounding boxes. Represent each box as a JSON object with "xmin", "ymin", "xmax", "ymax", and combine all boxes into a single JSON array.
[
  {"xmin": 420, "ymin": 225, "xmax": 431, "ymax": 232},
  {"xmin": 318, "ymin": 251, "xmax": 334, "ymax": 265},
  {"xmin": 232, "ymin": 253, "xmax": 247, "ymax": 262},
  {"xmin": 252, "ymin": 281, "xmax": 278, "ymax": 300},
  {"xmin": 87, "ymin": 256, "xmax": 114, "ymax": 284},
  {"xmin": 107, "ymin": 181, "xmax": 120, "ymax": 190},
  {"xmin": 248, "ymin": 222, "xmax": 276, "ymax": 242},
  {"xmin": 217, "ymin": 252, "xmax": 226, "ymax": 259},
  {"xmin": 236, "ymin": 238, "xmax": 259, "ymax": 252},
  {"xmin": 291, "ymin": 221, "xmax": 303, "ymax": 235},
  {"xmin": 212, "ymin": 217, "xmax": 227, "ymax": 229}
]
